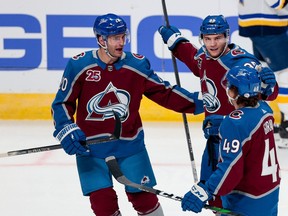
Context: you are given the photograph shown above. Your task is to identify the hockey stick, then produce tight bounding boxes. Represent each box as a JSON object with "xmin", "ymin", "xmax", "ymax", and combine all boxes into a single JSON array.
[
  {"xmin": 161, "ymin": 0, "xmax": 198, "ymax": 183},
  {"xmin": 0, "ymin": 112, "xmax": 121, "ymax": 158},
  {"xmin": 105, "ymin": 156, "xmax": 241, "ymax": 216}
]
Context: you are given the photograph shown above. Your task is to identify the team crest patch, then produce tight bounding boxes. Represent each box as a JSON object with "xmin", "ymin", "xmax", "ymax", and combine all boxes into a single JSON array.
[
  {"xmin": 132, "ymin": 53, "xmax": 145, "ymax": 60},
  {"xmin": 229, "ymin": 110, "xmax": 244, "ymax": 119},
  {"xmin": 141, "ymin": 176, "xmax": 150, "ymax": 185},
  {"xmin": 231, "ymin": 49, "xmax": 245, "ymax": 56}
]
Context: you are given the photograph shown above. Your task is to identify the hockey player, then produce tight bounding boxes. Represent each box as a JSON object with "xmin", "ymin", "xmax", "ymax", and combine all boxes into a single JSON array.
[
  {"xmin": 51, "ymin": 13, "xmax": 203, "ymax": 216},
  {"xmin": 158, "ymin": 14, "xmax": 278, "ymax": 208},
  {"xmin": 181, "ymin": 66, "xmax": 281, "ymax": 216},
  {"xmin": 238, "ymin": 0, "xmax": 288, "ymax": 148}
]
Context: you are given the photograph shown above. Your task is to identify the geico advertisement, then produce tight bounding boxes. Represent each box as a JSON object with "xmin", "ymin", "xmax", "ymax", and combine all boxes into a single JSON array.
[{"xmin": 0, "ymin": 0, "xmax": 251, "ymax": 93}]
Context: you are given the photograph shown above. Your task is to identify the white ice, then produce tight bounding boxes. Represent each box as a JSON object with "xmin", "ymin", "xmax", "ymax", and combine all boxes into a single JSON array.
[{"xmin": 0, "ymin": 121, "xmax": 287, "ymax": 216}]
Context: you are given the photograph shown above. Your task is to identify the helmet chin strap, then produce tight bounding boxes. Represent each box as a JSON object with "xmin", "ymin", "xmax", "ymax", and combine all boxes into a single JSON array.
[
  {"xmin": 97, "ymin": 40, "xmax": 118, "ymax": 60},
  {"xmin": 226, "ymin": 87, "xmax": 239, "ymax": 105}
]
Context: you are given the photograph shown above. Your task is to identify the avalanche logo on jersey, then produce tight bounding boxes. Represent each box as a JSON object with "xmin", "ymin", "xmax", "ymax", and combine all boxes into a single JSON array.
[
  {"xmin": 86, "ymin": 82, "xmax": 130, "ymax": 121},
  {"xmin": 229, "ymin": 110, "xmax": 244, "ymax": 119},
  {"xmin": 231, "ymin": 48, "xmax": 245, "ymax": 56},
  {"xmin": 132, "ymin": 53, "xmax": 145, "ymax": 60},
  {"xmin": 141, "ymin": 176, "xmax": 150, "ymax": 185},
  {"xmin": 201, "ymin": 70, "xmax": 221, "ymax": 113}
]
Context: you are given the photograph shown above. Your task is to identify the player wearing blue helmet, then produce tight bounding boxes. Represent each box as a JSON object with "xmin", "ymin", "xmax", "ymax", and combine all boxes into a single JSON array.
[
  {"xmin": 225, "ymin": 66, "xmax": 261, "ymax": 101},
  {"xmin": 181, "ymin": 66, "xmax": 281, "ymax": 215},
  {"xmin": 51, "ymin": 13, "xmax": 204, "ymax": 216},
  {"xmin": 93, "ymin": 13, "xmax": 130, "ymax": 60},
  {"xmin": 199, "ymin": 15, "xmax": 230, "ymax": 60},
  {"xmin": 158, "ymin": 15, "xmax": 279, "ymax": 210}
]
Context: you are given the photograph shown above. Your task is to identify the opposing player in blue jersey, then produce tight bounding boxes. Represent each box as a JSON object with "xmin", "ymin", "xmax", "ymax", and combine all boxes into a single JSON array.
[
  {"xmin": 181, "ymin": 66, "xmax": 281, "ymax": 215},
  {"xmin": 158, "ymin": 15, "xmax": 278, "ymax": 208},
  {"xmin": 51, "ymin": 13, "xmax": 203, "ymax": 216}
]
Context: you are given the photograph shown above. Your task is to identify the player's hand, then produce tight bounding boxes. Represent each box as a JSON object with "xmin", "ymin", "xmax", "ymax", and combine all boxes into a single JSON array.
[
  {"xmin": 55, "ymin": 123, "xmax": 89, "ymax": 156},
  {"xmin": 181, "ymin": 182, "xmax": 211, "ymax": 213},
  {"xmin": 259, "ymin": 67, "xmax": 276, "ymax": 96},
  {"xmin": 158, "ymin": 25, "xmax": 188, "ymax": 51},
  {"xmin": 202, "ymin": 115, "xmax": 225, "ymax": 139}
]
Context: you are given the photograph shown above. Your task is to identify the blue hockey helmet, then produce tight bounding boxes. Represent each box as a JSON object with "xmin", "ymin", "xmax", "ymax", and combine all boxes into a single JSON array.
[
  {"xmin": 200, "ymin": 15, "xmax": 230, "ymax": 38},
  {"xmin": 226, "ymin": 66, "xmax": 261, "ymax": 98},
  {"xmin": 93, "ymin": 13, "xmax": 128, "ymax": 38}
]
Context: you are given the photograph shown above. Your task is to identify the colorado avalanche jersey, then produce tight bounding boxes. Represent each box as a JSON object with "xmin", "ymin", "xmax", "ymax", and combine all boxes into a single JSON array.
[
  {"xmin": 173, "ymin": 42, "xmax": 278, "ymax": 117},
  {"xmin": 51, "ymin": 50, "xmax": 203, "ymax": 158},
  {"xmin": 206, "ymin": 101, "xmax": 281, "ymax": 216}
]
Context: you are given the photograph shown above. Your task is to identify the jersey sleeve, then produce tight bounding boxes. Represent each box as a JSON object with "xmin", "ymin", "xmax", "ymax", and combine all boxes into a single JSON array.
[
  {"xmin": 205, "ymin": 117, "xmax": 245, "ymax": 196},
  {"xmin": 140, "ymin": 57, "xmax": 203, "ymax": 115},
  {"xmin": 173, "ymin": 42, "xmax": 200, "ymax": 77},
  {"xmin": 51, "ymin": 58, "xmax": 83, "ymax": 134}
]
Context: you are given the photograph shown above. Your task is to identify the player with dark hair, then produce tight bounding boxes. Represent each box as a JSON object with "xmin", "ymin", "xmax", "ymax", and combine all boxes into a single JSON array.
[
  {"xmin": 158, "ymin": 14, "xmax": 278, "ymax": 208},
  {"xmin": 51, "ymin": 13, "xmax": 203, "ymax": 216},
  {"xmin": 181, "ymin": 66, "xmax": 281, "ymax": 215}
]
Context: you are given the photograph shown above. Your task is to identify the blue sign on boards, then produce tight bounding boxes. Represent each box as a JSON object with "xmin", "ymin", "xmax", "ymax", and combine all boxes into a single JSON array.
[{"xmin": 0, "ymin": 14, "xmax": 237, "ymax": 72}]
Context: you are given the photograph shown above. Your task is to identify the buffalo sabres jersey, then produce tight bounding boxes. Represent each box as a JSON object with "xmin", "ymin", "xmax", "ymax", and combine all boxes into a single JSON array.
[
  {"xmin": 206, "ymin": 101, "xmax": 281, "ymax": 216},
  {"xmin": 173, "ymin": 42, "xmax": 277, "ymax": 117},
  {"xmin": 51, "ymin": 50, "xmax": 203, "ymax": 158}
]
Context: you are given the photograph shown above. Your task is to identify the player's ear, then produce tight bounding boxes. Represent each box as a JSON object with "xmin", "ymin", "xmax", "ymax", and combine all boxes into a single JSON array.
[{"xmin": 97, "ymin": 35, "xmax": 105, "ymax": 46}]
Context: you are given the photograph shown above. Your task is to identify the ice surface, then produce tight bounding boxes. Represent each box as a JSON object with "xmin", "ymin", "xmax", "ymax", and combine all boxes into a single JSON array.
[{"xmin": 0, "ymin": 121, "xmax": 287, "ymax": 215}]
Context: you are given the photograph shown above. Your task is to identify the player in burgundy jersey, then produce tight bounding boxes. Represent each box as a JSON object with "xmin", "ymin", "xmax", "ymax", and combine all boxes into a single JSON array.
[
  {"xmin": 158, "ymin": 15, "xmax": 278, "ymax": 209},
  {"xmin": 51, "ymin": 13, "xmax": 203, "ymax": 216},
  {"xmin": 181, "ymin": 66, "xmax": 281, "ymax": 215}
]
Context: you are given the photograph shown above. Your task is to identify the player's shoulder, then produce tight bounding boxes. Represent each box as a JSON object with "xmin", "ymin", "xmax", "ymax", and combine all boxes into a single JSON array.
[
  {"xmin": 224, "ymin": 102, "xmax": 272, "ymax": 126},
  {"xmin": 225, "ymin": 44, "xmax": 260, "ymax": 66},
  {"xmin": 223, "ymin": 109, "xmax": 246, "ymax": 127},
  {"xmin": 66, "ymin": 50, "xmax": 98, "ymax": 70},
  {"xmin": 229, "ymin": 44, "xmax": 255, "ymax": 58},
  {"xmin": 67, "ymin": 50, "xmax": 94, "ymax": 67},
  {"xmin": 195, "ymin": 47, "xmax": 205, "ymax": 57},
  {"xmin": 70, "ymin": 50, "xmax": 93, "ymax": 61},
  {"xmin": 62, "ymin": 50, "xmax": 97, "ymax": 79},
  {"xmin": 123, "ymin": 52, "xmax": 151, "ymax": 70},
  {"xmin": 124, "ymin": 52, "xmax": 147, "ymax": 62}
]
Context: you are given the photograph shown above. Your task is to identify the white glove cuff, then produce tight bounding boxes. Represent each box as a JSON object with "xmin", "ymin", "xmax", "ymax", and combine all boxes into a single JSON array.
[
  {"xmin": 191, "ymin": 184, "xmax": 209, "ymax": 201},
  {"xmin": 167, "ymin": 33, "xmax": 186, "ymax": 49},
  {"xmin": 56, "ymin": 123, "xmax": 79, "ymax": 141}
]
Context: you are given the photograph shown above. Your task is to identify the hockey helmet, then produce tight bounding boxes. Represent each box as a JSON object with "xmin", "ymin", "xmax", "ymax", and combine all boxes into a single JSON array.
[
  {"xmin": 200, "ymin": 15, "xmax": 230, "ymax": 38},
  {"xmin": 93, "ymin": 13, "xmax": 129, "ymax": 38},
  {"xmin": 226, "ymin": 66, "xmax": 261, "ymax": 98}
]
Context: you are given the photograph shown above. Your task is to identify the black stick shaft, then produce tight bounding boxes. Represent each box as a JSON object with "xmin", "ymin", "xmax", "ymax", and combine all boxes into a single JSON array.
[
  {"xmin": 0, "ymin": 112, "xmax": 121, "ymax": 158},
  {"xmin": 161, "ymin": 0, "xmax": 198, "ymax": 183},
  {"xmin": 105, "ymin": 156, "xmax": 241, "ymax": 216}
]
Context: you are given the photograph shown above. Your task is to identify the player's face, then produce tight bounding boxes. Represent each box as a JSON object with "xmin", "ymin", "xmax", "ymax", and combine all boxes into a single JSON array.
[
  {"xmin": 203, "ymin": 34, "xmax": 227, "ymax": 58},
  {"xmin": 106, "ymin": 33, "xmax": 126, "ymax": 58}
]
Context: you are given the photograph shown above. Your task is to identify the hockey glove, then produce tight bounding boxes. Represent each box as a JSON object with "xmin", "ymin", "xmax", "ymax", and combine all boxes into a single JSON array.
[
  {"xmin": 158, "ymin": 25, "xmax": 188, "ymax": 51},
  {"xmin": 202, "ymin": 115, "xmax": 225, "ymax": 139},
  {"xmin": 55, "ymin": 123, "xmax": 89, "ymax": 156},
  {"xmin": 181, "ymin": 182, "xmax": 212, "ymax": 213},
  {"xmin": 259, "ymin": 67, "xmax": 276, "ymax": 97}
]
